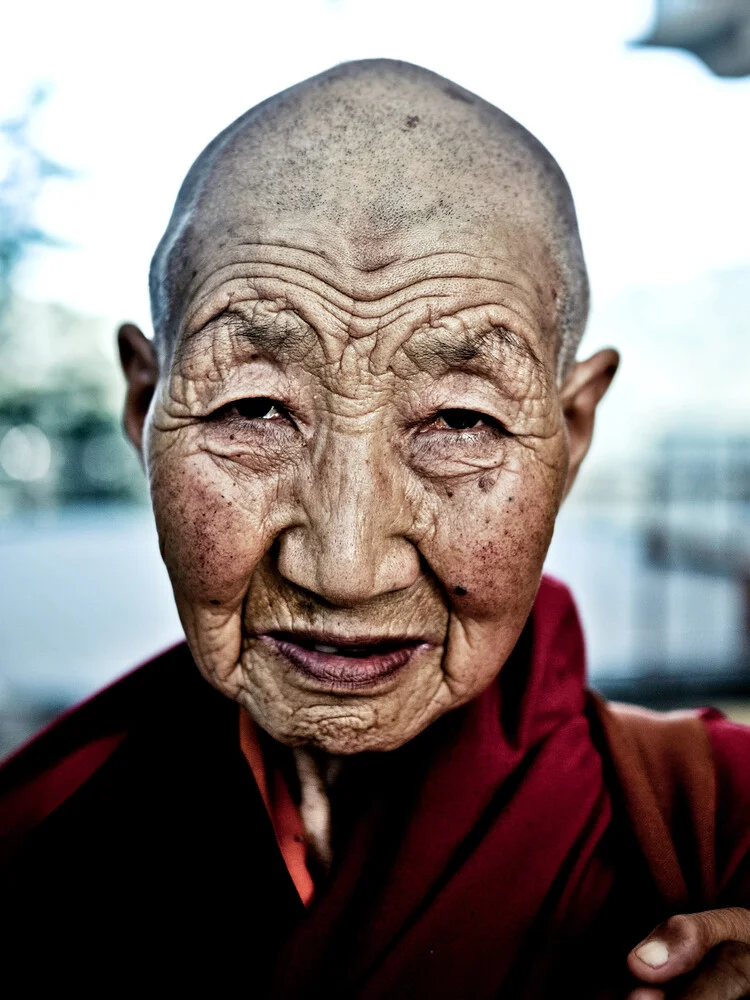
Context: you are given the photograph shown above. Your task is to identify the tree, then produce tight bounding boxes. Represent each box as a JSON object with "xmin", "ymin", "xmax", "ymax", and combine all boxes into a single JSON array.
[
  {"xmin": 0, "ymin": 85, "xmax": 74, "ymax": 338},
  {"xmin": 0, "ymin": 91, "xmax": 144, "ymax": 509}
]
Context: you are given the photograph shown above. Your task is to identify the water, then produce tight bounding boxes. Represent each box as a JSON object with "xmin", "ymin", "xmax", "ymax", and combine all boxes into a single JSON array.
[{"xmin": 0, "ymin": 505, "xmax": 182, "ymax": 704}]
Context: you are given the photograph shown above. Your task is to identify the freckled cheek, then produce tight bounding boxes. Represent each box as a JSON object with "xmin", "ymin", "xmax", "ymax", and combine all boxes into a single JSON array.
[
  {"xmin": 149, "ymin": 452, "xmax": 278, "ymax": 604},
  {"xmin": 429, "ymin": 481, "xmax": 559, "ymax": 618}
]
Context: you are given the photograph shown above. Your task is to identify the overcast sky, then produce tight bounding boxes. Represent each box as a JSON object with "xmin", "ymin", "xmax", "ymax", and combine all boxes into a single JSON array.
[{"xmin": 2, "ymin": 0, "xmax": 749, "ymax": 335}]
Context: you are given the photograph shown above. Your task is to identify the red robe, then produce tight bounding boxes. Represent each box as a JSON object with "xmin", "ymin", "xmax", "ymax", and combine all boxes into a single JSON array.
[{"xmin": 1, "ymin": 576, "xmax": 749, "ymax": 997}]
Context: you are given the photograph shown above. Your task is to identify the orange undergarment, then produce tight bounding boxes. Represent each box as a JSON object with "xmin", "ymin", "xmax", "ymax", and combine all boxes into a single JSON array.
[{"xmin": 238, "ymin": 710, "xmax": 315, "ymax": 907}]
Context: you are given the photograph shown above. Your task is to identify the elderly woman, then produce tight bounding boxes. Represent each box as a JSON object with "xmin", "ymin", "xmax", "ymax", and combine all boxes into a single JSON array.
[{"xmin": 1, "ymin": 60, "xmax": 750, "ymax": 999}]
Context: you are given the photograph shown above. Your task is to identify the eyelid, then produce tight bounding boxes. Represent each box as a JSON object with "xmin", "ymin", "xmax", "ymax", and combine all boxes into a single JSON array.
[
  {"xmin": 431, "ymin": 407, "xmax": 510, "ymax": 431},
  {"xmin": 208, "ymin": 396, "xmax": 288, "ymax": 421}
]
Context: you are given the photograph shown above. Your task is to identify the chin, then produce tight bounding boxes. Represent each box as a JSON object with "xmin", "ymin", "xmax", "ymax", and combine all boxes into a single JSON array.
[{"xmin": 244, "ymin": 696, "xmax": 441, "ymax": 756}]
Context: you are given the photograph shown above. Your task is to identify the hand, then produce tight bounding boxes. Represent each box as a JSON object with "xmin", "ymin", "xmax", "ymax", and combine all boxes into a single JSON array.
[{"xmin": 626, "ymin": 908, "xmax": 750, "ymax": 999}]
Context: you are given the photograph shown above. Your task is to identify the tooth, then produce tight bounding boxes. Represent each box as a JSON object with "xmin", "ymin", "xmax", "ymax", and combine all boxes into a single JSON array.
[{"xmin": 313, "ymin": 644, "xmax": 339, "ymax": 654}]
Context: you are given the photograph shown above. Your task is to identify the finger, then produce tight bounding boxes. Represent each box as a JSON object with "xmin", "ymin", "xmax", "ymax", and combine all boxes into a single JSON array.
[
  {"xmin": 670, "ymin": 942, "xmax": 750, "ymax": 1000},
  {"xmin": 628, "ymin": 909, "xmax": 750, "ymax": 983}
]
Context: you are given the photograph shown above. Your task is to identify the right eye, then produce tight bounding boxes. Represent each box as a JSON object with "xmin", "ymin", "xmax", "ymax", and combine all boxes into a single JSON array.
[{"xmin": 201, "ymin": 394, "xmax": 301, "ymax": 469}]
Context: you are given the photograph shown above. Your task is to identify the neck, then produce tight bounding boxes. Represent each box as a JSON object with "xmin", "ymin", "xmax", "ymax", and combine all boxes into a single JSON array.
[{"xmin": 293, "ymin": 747, "xmax": 343, "ymax": 873}]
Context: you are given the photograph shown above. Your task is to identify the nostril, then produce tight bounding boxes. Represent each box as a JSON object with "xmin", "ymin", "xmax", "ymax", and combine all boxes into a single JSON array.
[{"xmin": 267, "ymin": 538, "xmax": 282, "ymax": 561}]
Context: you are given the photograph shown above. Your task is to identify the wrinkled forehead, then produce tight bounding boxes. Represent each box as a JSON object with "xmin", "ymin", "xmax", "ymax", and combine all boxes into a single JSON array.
[
  {"xmin": 168, "ymin": 207, "xmax": 561, "ymax": 382},
  {"xmin": 164, "ymin": 187, "xmax": 562, "ymax": 363},
  {"xmin": 182, "ymin": 205, "xmax": 556, "ymax": 296}
]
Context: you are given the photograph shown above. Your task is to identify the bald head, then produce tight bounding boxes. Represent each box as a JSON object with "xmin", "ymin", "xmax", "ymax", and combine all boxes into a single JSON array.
[{"xmin": 150, "ymin": 59, "xmax": 588, "ymax": 375}]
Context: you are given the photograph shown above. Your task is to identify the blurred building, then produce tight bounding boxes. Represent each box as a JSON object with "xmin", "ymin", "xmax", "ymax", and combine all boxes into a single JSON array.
[
  {"xmin": 0, "ymin": 297, "xmax": 145, "ymax": 516},
  {"xmin": 638, "ymin": 0, "xmax": 750, "ymax": 77},
  {"xmin": 643, "ymin": 430, "xmax": 750, "ymax": 662},
  {"xmin": 546, "ymin": 263, "xmax": 750, "ymax": 705}
]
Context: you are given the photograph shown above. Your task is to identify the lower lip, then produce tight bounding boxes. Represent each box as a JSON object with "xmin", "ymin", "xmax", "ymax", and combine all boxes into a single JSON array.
[{"xmin": 259, "ymin": 635, "xmax": 423, "ymax": 688}]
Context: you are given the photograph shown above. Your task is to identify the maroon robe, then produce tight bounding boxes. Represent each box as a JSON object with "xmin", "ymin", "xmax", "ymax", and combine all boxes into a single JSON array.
[{"xmin": 1, "ymin": 576, "xmax": 749, "ymax": 997}]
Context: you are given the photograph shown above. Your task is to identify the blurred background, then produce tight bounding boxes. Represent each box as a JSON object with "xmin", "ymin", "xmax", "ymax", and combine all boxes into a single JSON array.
[{"xmin": 1, "ymin": 0, "xmax": 749, "ymax": 757}]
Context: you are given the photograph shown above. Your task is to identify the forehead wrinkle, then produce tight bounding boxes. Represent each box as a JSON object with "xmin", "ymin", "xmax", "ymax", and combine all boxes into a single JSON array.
[
  {"xmin": 174, "ymin": 249, "xmax": 554, "ymax": 381},
  {"xmin": 180, "ymin": 263, "xmax": 352, "ymax": 339},
  {"xmin": 179, "ymin": 238, "xmax": 549, "ymax": 335},
  {"xmin": 181, "ymin": 269, "xmax": 538, "ymax": 352}
]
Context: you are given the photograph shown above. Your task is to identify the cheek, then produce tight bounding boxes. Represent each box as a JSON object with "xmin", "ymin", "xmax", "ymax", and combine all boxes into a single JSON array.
[
  {"xmin": 426, "ymin": 462, "xmax": 562, "ymax": 620},
  {"xmin": 149, "ymin": 448, "xmax": 276, "ymax": 606}
]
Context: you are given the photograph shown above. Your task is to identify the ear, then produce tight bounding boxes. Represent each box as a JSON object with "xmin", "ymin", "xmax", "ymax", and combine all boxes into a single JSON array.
[
  {"xmin": 560, "ymin": 348, "xmax": 619, "ymax": 498},
  {"xmin": 118, "ymin": 322, "xmax": 159, "ymax": 457}
]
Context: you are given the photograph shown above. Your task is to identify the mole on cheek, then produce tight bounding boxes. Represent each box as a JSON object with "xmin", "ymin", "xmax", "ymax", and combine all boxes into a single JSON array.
[{"xmin": 454, "ymin": 585, "xmax": 467, "ymax": 596}]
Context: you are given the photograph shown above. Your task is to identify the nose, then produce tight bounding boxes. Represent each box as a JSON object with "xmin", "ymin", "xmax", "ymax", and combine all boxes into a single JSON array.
[{"xmin": 276, "ymin": 429, "xmax": 420, "ymax": 607}]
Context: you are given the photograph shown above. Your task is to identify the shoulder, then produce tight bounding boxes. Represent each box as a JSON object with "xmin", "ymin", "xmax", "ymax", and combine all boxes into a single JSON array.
[
  {"xmin": 0, "ymin": 646, "xmax": 284, "ymax": 983},
  {"xmin": 702, "ymin": 710, "xmax": 750, "ymax": 804},
  {"xmin": 589, "ymin": 694, "xmax": 750, "ymax": 903},
  {"xmin": 0, "ymin": 642, "xmax": 196, "ymax": 861},
  {"xmin": 701, "ymin": 710, "xmax": 750, "ymax": 891},
  {"xmin": 533, "ymin": 574, "xmax": 586, "ymax": 661},
  {"xmin": 536, "ymin": 573, "xmax": 579, "ymax": 615}
]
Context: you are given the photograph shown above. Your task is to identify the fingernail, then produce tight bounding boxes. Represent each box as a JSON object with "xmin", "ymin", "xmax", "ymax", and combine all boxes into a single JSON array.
[{"xmin": 635, "ymin": 940, "xmax": 669, "ymax": 968}]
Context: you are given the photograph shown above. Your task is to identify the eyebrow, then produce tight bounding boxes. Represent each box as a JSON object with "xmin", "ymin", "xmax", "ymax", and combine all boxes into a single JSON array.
[
  {"xmin": 406, "ymin": 325, "xmax": 546, "ymax": 380},
  {"xmin": 182, "ymin": 310, "xmax": 311, "ymax": 359}
]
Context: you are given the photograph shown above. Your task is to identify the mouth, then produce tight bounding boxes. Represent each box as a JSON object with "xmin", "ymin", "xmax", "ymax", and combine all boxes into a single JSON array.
[{"xmin": 258, "ymin": 631, "xmax": 430, "ymax": 688}]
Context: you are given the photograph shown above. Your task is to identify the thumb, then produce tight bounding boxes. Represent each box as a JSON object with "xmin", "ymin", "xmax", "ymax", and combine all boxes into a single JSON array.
[{"xmin": 628, "ymin": 909, "xmax": 750, "ymax": 983}]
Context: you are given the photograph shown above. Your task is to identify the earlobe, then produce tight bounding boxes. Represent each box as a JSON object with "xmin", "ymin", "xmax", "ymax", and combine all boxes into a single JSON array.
[
  {"xmin": 117, "ymin": 323, "xmax": 159, "ymax": 457},
  {"xmin": 560, "ymin": 348, "xmax": 619, "ymax": 498}
]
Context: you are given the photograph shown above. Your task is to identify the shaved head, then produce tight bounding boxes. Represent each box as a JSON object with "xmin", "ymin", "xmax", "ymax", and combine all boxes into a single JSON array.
[{"xmin": 149, "ymin": 59, "xmax": 588, "ymax": 376}]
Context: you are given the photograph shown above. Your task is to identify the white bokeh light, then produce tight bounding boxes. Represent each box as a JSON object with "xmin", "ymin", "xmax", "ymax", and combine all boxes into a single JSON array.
[{"xmin": 0, "ymin": 425, "xmax": 52, "ymax": 482}]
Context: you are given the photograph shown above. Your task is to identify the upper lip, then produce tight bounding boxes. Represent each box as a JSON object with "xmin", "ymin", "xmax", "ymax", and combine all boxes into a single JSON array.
[{"xmin": 261, "ymin": 630, "xmax": 431, "ymax": 649}]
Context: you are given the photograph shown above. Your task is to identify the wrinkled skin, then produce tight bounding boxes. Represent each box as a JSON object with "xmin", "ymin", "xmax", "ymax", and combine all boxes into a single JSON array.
[{"xmin": 120, "ymin": 214, "xmax": 615, "ymax": 754}]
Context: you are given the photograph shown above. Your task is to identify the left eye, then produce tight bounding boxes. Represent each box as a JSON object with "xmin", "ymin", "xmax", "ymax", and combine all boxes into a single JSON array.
[
  {"xmin": 433, "ymin": 409, "xmax": 500, "ymax": 431},
  {"xmin": 222, "ymin": 397, "xmax": 286, "ymax": 420}
]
